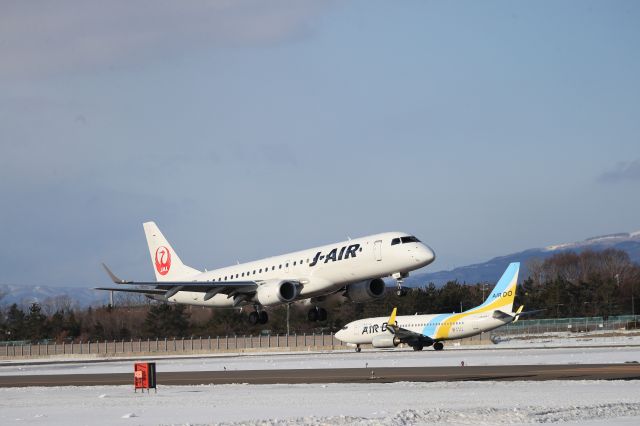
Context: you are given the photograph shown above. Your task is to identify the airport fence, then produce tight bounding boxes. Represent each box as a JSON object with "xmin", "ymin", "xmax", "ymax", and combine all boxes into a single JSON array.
[
  {"xmin": 494, "ymin": 314, "xmax": 640, "ymax": 336},
  {"xmin": 0, "ymin": 333, "xmax": 347, "ymax": 359}
]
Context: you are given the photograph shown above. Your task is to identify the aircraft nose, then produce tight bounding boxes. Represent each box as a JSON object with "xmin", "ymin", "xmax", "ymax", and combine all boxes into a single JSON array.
[
  {"xmin": 418, "ymin": 244, "xmax": 436, "ymax": 266},
  {"xmin": 335, "ymin": 329, "xmax": 345, "ymax": 341}
]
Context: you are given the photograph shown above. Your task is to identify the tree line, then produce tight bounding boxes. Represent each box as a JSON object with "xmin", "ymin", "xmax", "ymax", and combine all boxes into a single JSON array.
[{"xmin": 1, "ymin": 249, "xmax": 638, "ymax": 343}]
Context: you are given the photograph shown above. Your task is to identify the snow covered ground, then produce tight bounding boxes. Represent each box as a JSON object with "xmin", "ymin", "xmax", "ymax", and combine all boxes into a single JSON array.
[
  {"xmin": 2, "ymin": 336, "xmax": 640, "ymax": 425},
  {"xmin": 1, "ymin": 381, "xmax": 640, "ymax": 425}
]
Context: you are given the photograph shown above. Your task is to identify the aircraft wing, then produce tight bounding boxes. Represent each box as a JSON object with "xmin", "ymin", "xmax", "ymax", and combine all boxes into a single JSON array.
[
  {"xmin": 97, "ymin": 263, "xmax": 260, "ymax": 301},
  {"xmin": 385, "ymin": 307, "xmax": 434, "ymax": 346},
  {"xmin": 94, "ymin": 287, "xmax": 167, "ymax": 295}
]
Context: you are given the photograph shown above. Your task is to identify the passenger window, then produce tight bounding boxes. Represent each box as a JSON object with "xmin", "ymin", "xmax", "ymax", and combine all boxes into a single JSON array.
[
  {"xmin": 235, "ymin": 274, "xmax": 238, "ymax": 278},
  {"xmin": 272, "ymin": 266, "xmax": 275, "ymax": 271},
  {"xmin": 279, "ymin": 265, "xmax": 282, "ymax": 269},
  {"xmin": 293, "ymin": 261, "xmax": 296, "ymax": 266},
  {"xmin": 259, "ymin": 269, "xmax": 262, "ymax": 273}
]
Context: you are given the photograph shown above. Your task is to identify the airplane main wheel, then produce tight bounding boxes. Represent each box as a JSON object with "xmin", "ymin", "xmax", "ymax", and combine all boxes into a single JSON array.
[
  {"xmin": 433, "ymin": 342, "xmax": 444, "ymax": 351},
  {"xmin": 317, "ymin": 308, "xmax": 327, "ymax": 321},
  {"xmin": 396, "ymin": 288, "xmax": 408, "ymax": 297},
  {"xmin": 307, "ymin": 308, "xmax": 318, "ymax": 322},
  {"xmin": 412, "ymin": 344, "xmax": 424, "ymax": 351},
  {"xmin": 355, "ymin": 345, "xmax": 361, "ymax": 353},
  {"xmin": 248, "ymin": 311, "xmax": 259, "ymax": 325},
  {"xmin": 259, "ymin": 311, "xmax": 269, "ymax": 324}
]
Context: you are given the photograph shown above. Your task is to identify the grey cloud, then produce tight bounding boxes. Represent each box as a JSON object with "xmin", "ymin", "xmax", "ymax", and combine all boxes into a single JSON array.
[
  {"xmin": 598, "ymin": 159, "xmax": 640, "ymax": 183},
  {"xmin": 0, "ymin": 0, "xmax": 330, "ymax": 79}
]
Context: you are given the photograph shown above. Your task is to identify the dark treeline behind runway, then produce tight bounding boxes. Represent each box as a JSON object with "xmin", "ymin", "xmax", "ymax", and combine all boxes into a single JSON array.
[{"xmin": 1, "ymin": 249, "xmax": 638, "ymax": 343}]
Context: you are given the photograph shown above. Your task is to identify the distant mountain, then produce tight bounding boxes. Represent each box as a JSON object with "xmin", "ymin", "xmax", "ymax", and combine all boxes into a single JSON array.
[
  {"xmin": 0, "ymin": 284, "xmax": 108, "ymax": 309},
  {"xmin": 406, "ymin": 231, "xmax": 640, "ymax": 287}
]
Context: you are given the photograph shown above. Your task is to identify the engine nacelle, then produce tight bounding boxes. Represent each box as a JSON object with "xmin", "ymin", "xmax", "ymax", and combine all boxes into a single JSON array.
[
  {"xmin": 345, "ymin": 278, "xmax": 386, "ymax": 302},
  {"xmin": 372, "ymin": 334, "xmax": 401, "ymax": 348},
  {"xmin": 256, "ymin": 280, "xmax": 298, "ymax": 306}
]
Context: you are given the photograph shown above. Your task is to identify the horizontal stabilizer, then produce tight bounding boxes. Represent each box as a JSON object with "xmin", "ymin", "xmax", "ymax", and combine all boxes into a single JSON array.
[{"xmin": 492, "ymin": 310, "xmax": 514, "ymax": 321}]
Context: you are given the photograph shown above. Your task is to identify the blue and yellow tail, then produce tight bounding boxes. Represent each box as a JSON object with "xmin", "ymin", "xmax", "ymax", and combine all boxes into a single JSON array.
[{"xmin": 477, "ymin": 262, "xmax": 520, "ymax": 313}]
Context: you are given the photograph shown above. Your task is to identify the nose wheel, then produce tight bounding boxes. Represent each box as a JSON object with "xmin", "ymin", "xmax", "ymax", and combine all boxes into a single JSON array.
[
  {"xmin": 393, "ymin": 273, "xmax": 409, "ymax": 297},
  {"xmin": 395, "ymin": 279, "xmax": 408, "ymax": 297}
]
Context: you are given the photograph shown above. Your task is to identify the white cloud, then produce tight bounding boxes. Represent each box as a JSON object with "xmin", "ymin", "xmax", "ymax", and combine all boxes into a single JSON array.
[{"xmin": 0, "ymin": 0, "xmax": 329, "ymax": 79}]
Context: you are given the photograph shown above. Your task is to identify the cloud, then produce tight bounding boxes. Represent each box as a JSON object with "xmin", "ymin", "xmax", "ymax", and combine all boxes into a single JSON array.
[
  {"xmin": 0, "ymin": 0, "xmax": 329, "ymax": 79},
  {"xmin": 598, "ymin": 159, "xmax": 640, "ymax": 183}
]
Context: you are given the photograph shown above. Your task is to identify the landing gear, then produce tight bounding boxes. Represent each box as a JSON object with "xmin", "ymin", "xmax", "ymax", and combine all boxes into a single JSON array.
[
  {"xmin": 393, "ymin": 272, "xmax": 409, "ymax": 297},
  {"xmin": 307, "ymin": 307, "xmax": 327, "ymax": 322},
  {"xmin": 396, "ymin": 287, "xmax": 408, "ymax": 297},
  {"xmin": 412, "ymin": 344, "xmax": 424, "ymax": 351},
  {"xmin": 249, "ymin": 309, "xmax": 269, "ymax": 325},
  {"xmin": 433, "ymin": 342, "xmax": 444, "ymax": 351},
  {"xmin": 355, "ymin": 345, "xmax": 361, "ymax": 353}
]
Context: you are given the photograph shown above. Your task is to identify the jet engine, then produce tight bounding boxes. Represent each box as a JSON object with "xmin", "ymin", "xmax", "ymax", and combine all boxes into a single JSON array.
[
  {"xmin": 256, "ymin": 280, "xmax": 298, "ymax": 306},
  {"xmin": 344, "ymin": 278, "xmax": 386, "ymax": 302},
  {"xmin": 371, "ymin": 334, "xmax": 401, "ymax": 348}
]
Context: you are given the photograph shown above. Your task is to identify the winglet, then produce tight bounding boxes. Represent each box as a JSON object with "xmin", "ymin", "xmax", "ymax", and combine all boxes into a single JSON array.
[
  {"xmin": 101, "ymin": 263, "xmax": 132, "ymax": 284},
  {"xmin": 387, "ymin": 307, "xmax": 398, "ymax": 328},
  {"xmin": 513, "ymin": 305, "xmax": 524, "ymax": 322}
]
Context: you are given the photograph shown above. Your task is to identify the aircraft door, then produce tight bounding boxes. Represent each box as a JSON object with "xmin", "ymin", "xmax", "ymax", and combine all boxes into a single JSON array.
[{"xmin": 374, "ymin": 240, "xmax": 382, "ymax": 261}]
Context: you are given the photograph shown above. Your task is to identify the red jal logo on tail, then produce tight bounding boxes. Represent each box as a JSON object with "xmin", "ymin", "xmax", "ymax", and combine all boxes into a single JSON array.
[{"xmin": 155, "ymin": 246, "xmax": 171, "ymax": 275}]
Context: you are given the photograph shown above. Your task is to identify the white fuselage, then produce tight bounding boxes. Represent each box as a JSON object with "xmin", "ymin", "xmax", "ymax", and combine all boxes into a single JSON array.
[
  {"xmin": 169, "ymin": 232, "xmax": 435, "ymax": 307},
  {"xmin": 336, "ymin": 311, "xmax": 512, "ymax": 345}
]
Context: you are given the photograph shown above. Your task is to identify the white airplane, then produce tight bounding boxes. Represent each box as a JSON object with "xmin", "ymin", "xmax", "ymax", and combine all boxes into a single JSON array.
[
  {"xmin": 96, "ymin": 222, "xmax": 435, "ymax": 324},
  {"xmin": 335, "ymin": 262, "xmax": 524, "ymax": 352}
]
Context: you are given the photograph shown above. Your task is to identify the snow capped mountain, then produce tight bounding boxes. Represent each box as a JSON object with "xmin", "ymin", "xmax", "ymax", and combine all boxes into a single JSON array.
[
  {"xmin": 407, "ymin": 231, "xmax": 640, "ymax": 287},
  {"xmin": 0, "ymin": 283, "xmax": 108, "ymax": 309}
]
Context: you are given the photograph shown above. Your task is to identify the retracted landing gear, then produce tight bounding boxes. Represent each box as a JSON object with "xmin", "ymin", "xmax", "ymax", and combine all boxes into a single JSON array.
[
  {"xmin": 307, "ymin": 307, "xmax": 327, "ymax": 322},
  {"xmin": 433, "ymin": 342, "xmax": 444, "ymax": 351},
  {"xmin": 249, "ymin": 309, "xmax": 269, "ymax": 325}
]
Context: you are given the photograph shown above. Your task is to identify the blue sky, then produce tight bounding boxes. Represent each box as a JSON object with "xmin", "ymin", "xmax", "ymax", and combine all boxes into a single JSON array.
[{"xmin": 1, "ymin": 0, "xmax": 639, "ymax": 287}]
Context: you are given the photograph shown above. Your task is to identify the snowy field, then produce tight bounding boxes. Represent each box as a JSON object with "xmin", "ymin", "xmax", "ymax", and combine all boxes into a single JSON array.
[
  {"xmin": 2, "ymin": 336, "xmax": 640, "ymax": 425},
  {"xmin": 1, "ymin": 381, "xmax": 640, "ymax": 425}
]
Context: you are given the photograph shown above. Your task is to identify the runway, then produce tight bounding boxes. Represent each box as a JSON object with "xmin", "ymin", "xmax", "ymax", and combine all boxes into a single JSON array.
[{"xmin": 2, "ymin": 363, "xmax": 639, "ymax": 387}]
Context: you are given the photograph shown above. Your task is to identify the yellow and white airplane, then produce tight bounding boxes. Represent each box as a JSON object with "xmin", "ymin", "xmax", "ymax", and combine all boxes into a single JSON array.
[
  {"xmin": 96, "ymin": 222, "xmax": 435, "ymax": 325},
  {"xmin": 335, "ymin": 262, "xmax": 524, "ymax": 352}
]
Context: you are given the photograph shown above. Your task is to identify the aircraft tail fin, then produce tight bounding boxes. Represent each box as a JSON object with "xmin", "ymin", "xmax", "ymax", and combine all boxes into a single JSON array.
[
  {"xmin": 143, "ymin": 221, "xmax": 201, "ymax": 281},
  {"xmin": 480, "ymin": 262, "xmax": 520, "ymax": 312}
]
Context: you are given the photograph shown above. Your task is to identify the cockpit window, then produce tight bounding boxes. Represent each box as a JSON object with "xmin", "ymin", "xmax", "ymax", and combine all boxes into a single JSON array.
[
  {"xmin": 391, "ymin": 238, "xmax": 400, "ymax": 246},
  {"xmin": 341, "ymin": 326, "xmax": 348, "ymax": 330},
  {"xmin": 401, "ymin": 236, "xmax": 421, "ymax": 244}
]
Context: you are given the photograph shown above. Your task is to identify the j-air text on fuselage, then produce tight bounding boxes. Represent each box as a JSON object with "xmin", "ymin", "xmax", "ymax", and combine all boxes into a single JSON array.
[
  {"xmin": 336, "ymin": 262, "xmax": 529, "ymax": 352},
  {"xmin": 96, "ymin": 222, "xmax": 436, "ymax": 325}
]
